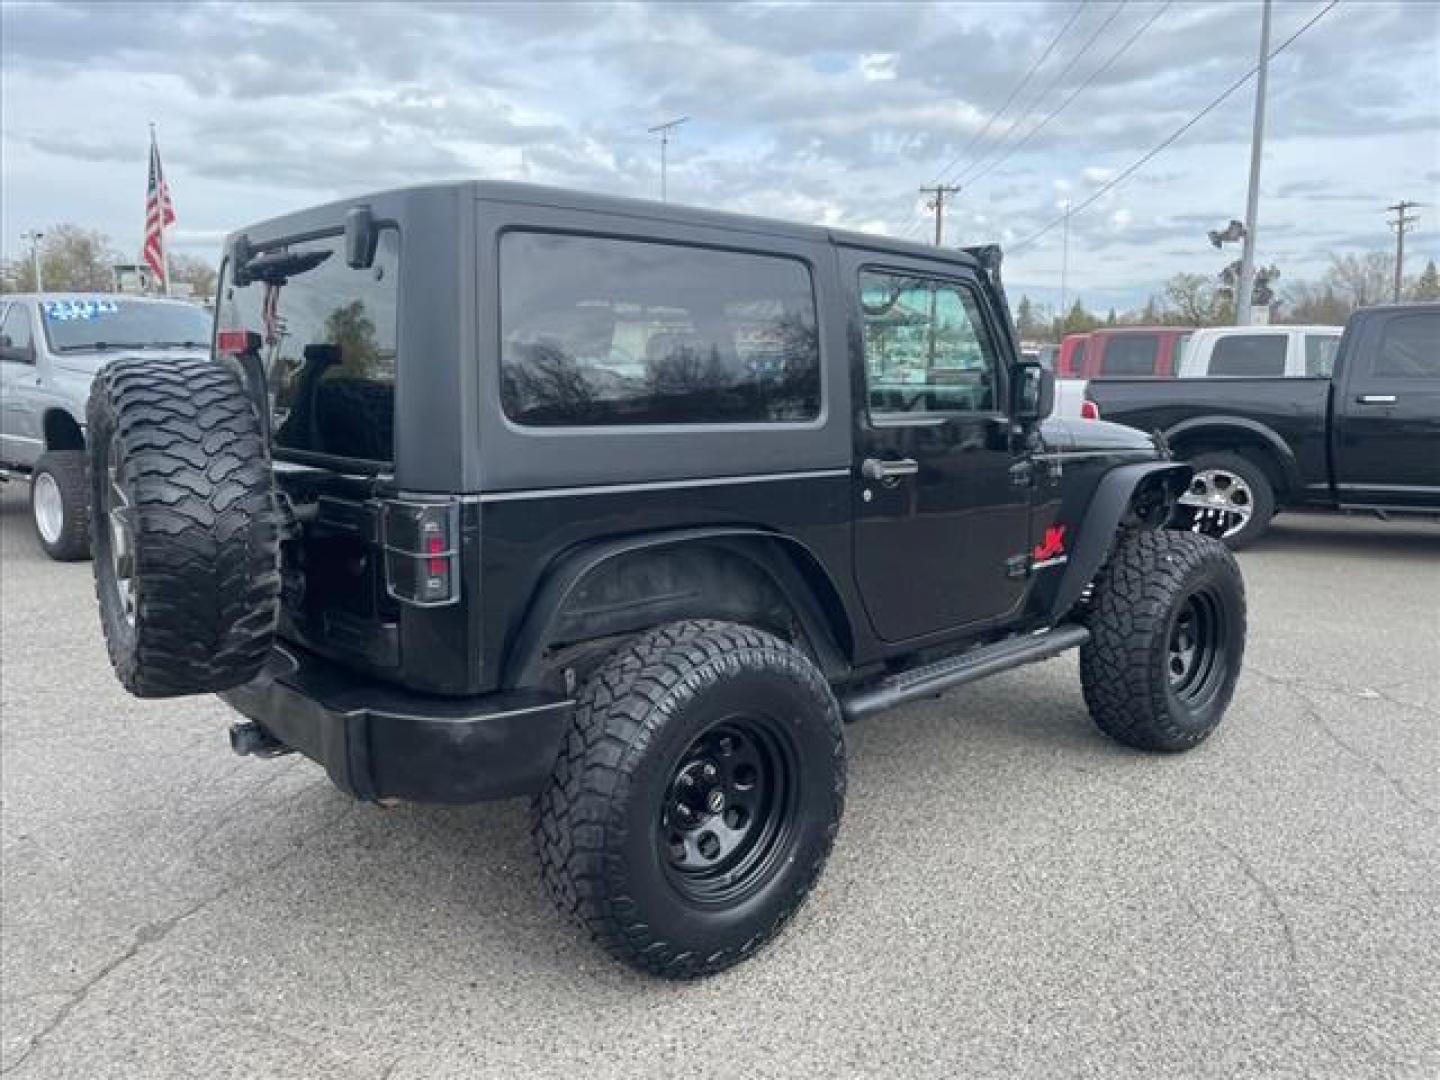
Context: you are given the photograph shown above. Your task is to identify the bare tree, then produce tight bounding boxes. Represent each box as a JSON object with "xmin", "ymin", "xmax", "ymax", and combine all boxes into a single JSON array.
[
  {"xmin": 1162, "ymin": 273, "xmax": 1226, "ymax": 326},
  {"xmin": 0, "ymin": 223, "xmax": 121, "ymax": 293},
  {"xmin": 1323, "ymin": 252, "xmax": 1392, "ymax": 310},
  {"xmin": 168, "ymin": 253, "xmax": 217, "ymax": 300}
]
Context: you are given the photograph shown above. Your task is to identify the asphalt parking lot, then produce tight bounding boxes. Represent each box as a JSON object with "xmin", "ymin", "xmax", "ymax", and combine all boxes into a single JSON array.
[{"xmin": 1, "ymin": 484, "xmax": 1437, "ymax": 1080}]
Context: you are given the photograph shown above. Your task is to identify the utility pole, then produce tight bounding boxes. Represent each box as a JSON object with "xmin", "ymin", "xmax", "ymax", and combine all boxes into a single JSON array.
[
  {"xmin": 1059, "ymin": 200, "xmax": 1072, "ymax": 318},
  {"xmin": 21, "ymin": 230, "xmax": 44, "ymax": 292},
  {"xmin": 1235, "ymin": 0, "xmax": 1272, "ymax": 326},
  {"xmin": 1387, "ymin": 200, "xmax": 1421, "ymax": 303},
  {"xmin": 647, "ymin": 117, "xmax": 689, "ymax": 202},
  {"xmin": 920, "ymin": 184, "xmax": 962, "ymax": 246}
]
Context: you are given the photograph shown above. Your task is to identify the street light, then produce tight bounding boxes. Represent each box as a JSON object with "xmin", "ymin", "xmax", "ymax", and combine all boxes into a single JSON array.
[{"xmin": 20, "ymin": 230, "xmax": 44, "ymax": 292}]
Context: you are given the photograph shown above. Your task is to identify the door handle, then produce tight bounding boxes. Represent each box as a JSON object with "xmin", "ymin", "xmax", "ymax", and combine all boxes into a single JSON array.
[
  {"xmin": 861, "ymin": 457, "xmax": 919, "ymax": 483},
  {"xmin": 1356, "ymin": 394, "xmax": 1397, "ymax": 404}
]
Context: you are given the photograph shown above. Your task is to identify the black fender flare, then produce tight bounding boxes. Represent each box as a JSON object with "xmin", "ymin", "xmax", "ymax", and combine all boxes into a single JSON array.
[
  {"xmin": 503, "ymin": 526, "xmax": 853, "ymax": 688},
  {"xmin": 1164, "ymin": 415, "xmax": 1300, "ymax": 494},
  {"xmin": 1047, "ymin": 462, "xmax": 1192, "ymax": 622}
]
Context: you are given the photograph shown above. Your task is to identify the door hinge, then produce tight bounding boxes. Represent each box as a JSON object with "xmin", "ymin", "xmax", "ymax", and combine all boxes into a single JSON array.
[
  {"xmin": 1009, "ymin": 461, "xmax": 1035, "ymax": 489},
  {"xmin": 1005, "ymin": 554, "xmax": 1030, "ymax": 579}
]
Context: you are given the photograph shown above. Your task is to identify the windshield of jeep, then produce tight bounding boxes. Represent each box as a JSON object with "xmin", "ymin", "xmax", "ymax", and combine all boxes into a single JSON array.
[
  {"xmin": 41, "ymin": 298, "xmax": 212, "ymax": 354},
  {"xmin": 216, "ymin": 229, "xmax": 399, "ymax": 465}
]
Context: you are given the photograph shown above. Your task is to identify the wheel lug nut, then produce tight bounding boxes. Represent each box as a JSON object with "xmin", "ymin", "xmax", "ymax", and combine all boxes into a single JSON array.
[{"xmin": 702, "ymin": 763, "xmax": 717, "ymax": 781}]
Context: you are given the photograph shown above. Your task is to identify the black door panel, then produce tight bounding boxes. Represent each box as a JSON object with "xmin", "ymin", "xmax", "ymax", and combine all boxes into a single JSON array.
[
  {"xmin": 844, "ymin": 254, "xmax": 1031, "ymax": 643},
  {"xmin": 1335, "ymin": 310, "xmax": 1440, "ymax": 508}
]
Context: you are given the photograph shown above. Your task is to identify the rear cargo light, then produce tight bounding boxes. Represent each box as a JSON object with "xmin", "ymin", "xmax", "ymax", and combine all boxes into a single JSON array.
[
  {"xmin": 1081, "ymin": 399, "xmax": 1101, "ymax": 421},
  {"xmin": 382, "ymin": 500, "xmax": 460, "ymax": 607}
]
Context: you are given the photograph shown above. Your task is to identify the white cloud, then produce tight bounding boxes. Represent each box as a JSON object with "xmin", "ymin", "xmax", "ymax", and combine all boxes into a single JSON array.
[
  {"xmin": 1083, "ymin": 166, "xmax": 1117, "ymax": 186},
  {"xmin": 859, "ymin": 53, "xmax": 897, "ymax": 82},
  {"xmin": 1109, "ymin": 208, "xmax": 1133, "ymax": 231}
]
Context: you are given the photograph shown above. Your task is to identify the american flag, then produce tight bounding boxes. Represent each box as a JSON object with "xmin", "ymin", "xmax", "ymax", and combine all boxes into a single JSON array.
[{"xmin": 143, "ymin": 129, "xmax": 175, "ymax": 288}]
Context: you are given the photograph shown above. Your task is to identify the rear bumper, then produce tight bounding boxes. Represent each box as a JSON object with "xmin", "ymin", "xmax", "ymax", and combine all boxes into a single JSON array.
[{"xmin": 219, "ymin": 645, "xmax": 572, "ymax": 803}]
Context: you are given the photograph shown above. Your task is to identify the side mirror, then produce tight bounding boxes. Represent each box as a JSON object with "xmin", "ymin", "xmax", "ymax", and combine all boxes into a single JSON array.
[
  {"xmin": 1013, "ymin": 361, "xmax": 1054, "ymax": 423},
  {"xmin": 344, "ymin": 205, "xmax": 378, "ymax": 269}
]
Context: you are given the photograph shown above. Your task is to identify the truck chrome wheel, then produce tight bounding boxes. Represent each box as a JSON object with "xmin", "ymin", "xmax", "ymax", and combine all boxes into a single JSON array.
[
  {"xmin": 101, "ymin": 436, "xmax": 138, "ymax": 627},
  {"xmin": 1167, "ymin": 587, "xmax": 1229, "ymax": 709},
  {"xmin": 1178, "ymin": 469, "xmax": 1253, "ymax": 539},
  {"xmin": 660, "ymin": 718, "xmax": 797, "ymax": 906},
  {"xmin": 32, "ymin": 472, "xmax": 65, "ymax": 545}
]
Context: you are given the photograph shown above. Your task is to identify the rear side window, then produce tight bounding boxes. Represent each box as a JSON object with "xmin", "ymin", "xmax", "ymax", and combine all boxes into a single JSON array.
[
  {"xmin": 1100, "ymin": 335, "xmax": 1159, "ymax": 376},
  {"xmin": 1210, "ymin": 334, "xmax": 1286, "ymax": 376},
  {"xmin": 1305, "ymin": 334, "xmax": 1340, "ymax": 377},
  {"xmin": 499, "ymin": 233, "xmax": 820, "ymax": 426},
  {"xmin": 217, "ymin": 229, "xmax": 400, "ymax": 463},
  {"xmin": 1373, "ymin": 313, "xmax": 1440, "ymax": 378}
]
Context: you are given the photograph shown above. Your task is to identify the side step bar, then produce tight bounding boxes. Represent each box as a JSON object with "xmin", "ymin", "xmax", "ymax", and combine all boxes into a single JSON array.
[{"xmin": 840, "ymin": 623, "xmax": 1090, "ymax": 722}]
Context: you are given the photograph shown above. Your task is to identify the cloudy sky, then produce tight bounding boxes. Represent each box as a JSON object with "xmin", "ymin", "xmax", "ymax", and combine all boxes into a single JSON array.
[{"xmin": 2, "ymin": 0, "xmax": 1437, "ymax": 311}]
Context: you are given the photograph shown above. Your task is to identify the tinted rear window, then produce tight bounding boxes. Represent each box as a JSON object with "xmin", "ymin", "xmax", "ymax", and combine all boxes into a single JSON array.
[
  {"xmin": 1210, "ymin": 334, "xmax": 1286, "ymax": 376},
  {"xmin": 1100, "ymin": 334, "xmax": 1159, "ymax": 376},
  {"xmin": 500, "ymin": 232, "xmax": 820, "ymax": 426},
  {"xmin": 1374, "ymin": 313, "xmax": 1440, "ymax": 378},
  {"xmin": 217, "ymin": 229, "xmax": 400, "ymax": 463}
]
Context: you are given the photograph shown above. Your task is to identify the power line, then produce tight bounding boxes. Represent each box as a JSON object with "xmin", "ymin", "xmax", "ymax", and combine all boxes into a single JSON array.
[
  {"xmin": 950, "ymin": 0, "xmax": 1129, "ymax": 190},
  {"xmin": 1009, "ymin": 0, "xmax": 1342, "ymax": 253},
  {"xmin": 962, "ymin": 2, "xmax": 1173, "ymax": 193},
  {"xmin": 900, "ymin": 0, "xmax": 1087, "ymax": 238}
]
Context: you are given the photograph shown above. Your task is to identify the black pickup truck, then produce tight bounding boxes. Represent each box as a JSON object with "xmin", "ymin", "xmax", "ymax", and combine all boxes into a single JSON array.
[{"xmin": 1086, "ymin": 303, "xmax": 1440, "ymax": 546}]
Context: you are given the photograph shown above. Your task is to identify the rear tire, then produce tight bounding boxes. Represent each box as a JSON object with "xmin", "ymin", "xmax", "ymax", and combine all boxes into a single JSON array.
[
  {"xmin": 1081, "ymin": 530, "xmax": 1246, "ymax": 752},
  {"xmin": 87, "ymin": 357, "xmax": 282, "ymax": 698},
  {"xmin": 1175, "ymin": 451, "xmax": 1275, "ymax": 549},
  {"xmin": 534, "ymin": 620, "xmax": 845, "ymax": 979},
  {"xmin": 30, "ymin": 451, "xmax": 91, "ymax": 561}
]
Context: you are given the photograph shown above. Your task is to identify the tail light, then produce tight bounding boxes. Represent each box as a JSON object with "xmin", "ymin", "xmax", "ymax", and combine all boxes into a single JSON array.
[
  {"xmin": 1081, "ymin": 399, "xmax": 1101, "ymax": 421},
  {"xmin": 382, "ymin": 499, "xmax": 460, "ymax": 607}
]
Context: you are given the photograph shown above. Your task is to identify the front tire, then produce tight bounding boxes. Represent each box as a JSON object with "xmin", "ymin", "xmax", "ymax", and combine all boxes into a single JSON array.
[
  {"xmin": 534, "ymin": 620, "xmax": 846, "ymax": 979},
  {"xmin": 1081, "ymin": 530, "xmax": 1246, "ymax": 752},
  {"xmin": 30, "ymin": 451, "xmax": 91, "ymax": 561}
]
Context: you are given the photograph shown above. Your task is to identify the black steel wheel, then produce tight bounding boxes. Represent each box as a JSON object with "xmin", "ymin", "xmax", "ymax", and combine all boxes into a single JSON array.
[
  {"xmin": 659, "ymin": 718, "xmax": 798, "ymax": 906},
  {"xmin": 534, "ymin": 620, "xmax": 845, "ymax": 979},
  {"xmin": 1081, "ymin": 530, "xmax": 1246, "ymax": 752}
]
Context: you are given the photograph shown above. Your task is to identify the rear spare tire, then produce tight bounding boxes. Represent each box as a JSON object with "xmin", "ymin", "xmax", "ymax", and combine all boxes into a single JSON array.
[
  {"xmin": 30, "ymin": 450, "xmax": 91, "ymax": 561},
  {"xmin": 87, "ymin": 357, "xmax": 281, "ymax": 698}
]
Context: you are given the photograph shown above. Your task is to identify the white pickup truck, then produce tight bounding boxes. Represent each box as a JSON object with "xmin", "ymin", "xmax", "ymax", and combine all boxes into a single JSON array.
[
  {"xmin": 0, "ymin": 294, "xmax": 211, "ymax": 560},
  {"xmin": 1176, "ymin": 325, "xmax": 1342, "ymax": 379}
]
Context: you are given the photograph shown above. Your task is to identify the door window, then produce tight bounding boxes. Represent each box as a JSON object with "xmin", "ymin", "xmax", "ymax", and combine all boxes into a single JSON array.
[
  {"xmin": 860, "ymin": 270, "xmax": 998, "ymax": 416},
  {"xmin": 500, "ymin": 232, "xmax": 820, "ymax": 426},
  {"xmin": 0, "ymin": 306, "xmax": 36, "ymax": 364},
  {"xmin": 1304, "ymin": 334, "xmax": 1340, "ymax": 377},
  {"xmin": 1099, "ymin": 334, "xmax": 1159, "ymax": 376},
  {"xmin": 1373, "ymin": 313, "xmax": 1440, "ymax": 378},
  {"xmin": 1209, "ymin": 334, "xmax": 1287, "ymax": 376}
]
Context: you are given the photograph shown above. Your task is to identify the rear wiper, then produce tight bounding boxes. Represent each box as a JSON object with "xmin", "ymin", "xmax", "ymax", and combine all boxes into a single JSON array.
[{"xmin": 149, "ymin": 341, "xmax": 207, "ymax": 349}]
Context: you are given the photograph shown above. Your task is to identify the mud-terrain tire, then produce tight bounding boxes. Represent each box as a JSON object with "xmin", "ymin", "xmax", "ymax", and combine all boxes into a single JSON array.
[
  {"xmin": 534, "ymin": 620, "xmax": 846, "ymax": 979},
  {"xmin": 1175, "ymin": 450, "xmax": 1275, "ymax": 549},
  {"xmin": 87, "ymin": 356, "xmax": 282, "ymax": 698},
  {"xmin": 1080, "ymin": 530, "xmax": 1245, "ymax": 752},
  {"xmin": 30, "ymin": 450, "xmax": 91, "ymax": 561}
]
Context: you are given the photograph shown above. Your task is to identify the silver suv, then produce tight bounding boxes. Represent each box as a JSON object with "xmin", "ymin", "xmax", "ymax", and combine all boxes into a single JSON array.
[{"xmin": 0, "ymin": 293, "xmax": 210, "ymax": 559}]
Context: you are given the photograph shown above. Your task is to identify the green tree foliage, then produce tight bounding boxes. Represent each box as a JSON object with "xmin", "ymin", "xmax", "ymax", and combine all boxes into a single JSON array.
[
  {"xmin": 1013, "ymin": 294, "xmax": 1043, "ymax": 340},
  {"xmin": 324, "ymin": 300, "xmax": 384, "ymax": 378}
]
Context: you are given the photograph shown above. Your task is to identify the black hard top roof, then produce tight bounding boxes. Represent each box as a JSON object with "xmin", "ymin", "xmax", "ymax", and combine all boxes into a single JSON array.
[{"xmin": 226, "ymin": 179, "xmax": 983, "ymax": 270}]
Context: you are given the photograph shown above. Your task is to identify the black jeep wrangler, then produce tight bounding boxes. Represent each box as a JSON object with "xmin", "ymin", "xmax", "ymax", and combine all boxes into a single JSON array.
[{"xmin": 88, "ymin": 181, "xmax": 1246, "ymax": 979}]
